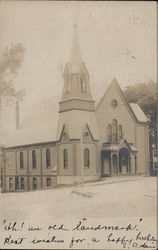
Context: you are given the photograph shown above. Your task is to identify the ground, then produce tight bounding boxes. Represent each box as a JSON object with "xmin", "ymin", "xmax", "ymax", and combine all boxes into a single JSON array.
[{"xmin": 0, "ymin": 176, "xmax": 157, "ymax": 249}]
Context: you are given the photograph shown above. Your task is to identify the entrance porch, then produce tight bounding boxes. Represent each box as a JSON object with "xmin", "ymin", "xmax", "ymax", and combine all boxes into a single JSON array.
[{"xmin": 101, "ymin": 140, "xmax": 137, "ymax": 177}]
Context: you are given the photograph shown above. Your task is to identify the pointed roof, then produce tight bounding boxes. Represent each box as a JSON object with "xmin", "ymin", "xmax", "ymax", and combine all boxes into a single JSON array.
[
  {"xmin": 69, "ymin": 24, "xmax": 82, "ymax": 64},
  {"xmin": 96, "ymin": 78, "xmax": 148, "ymax": 124},
  {"xmin": 119, "ymin": 139, "xmax": 137, "ymax": 154},
  {"xmin": 67, "ymin": 25, "xmax": 83, "ymax": 73}
]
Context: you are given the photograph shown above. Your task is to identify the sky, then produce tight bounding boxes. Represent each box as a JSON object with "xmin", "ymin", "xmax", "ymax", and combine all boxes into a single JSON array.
[{"xmin": 0, "ymin": 1, "xmax": 157, "ymax": 117}]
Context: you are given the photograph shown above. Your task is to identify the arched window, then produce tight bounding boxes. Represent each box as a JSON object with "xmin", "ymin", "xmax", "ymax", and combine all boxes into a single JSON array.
[
  {"xmin": 112, "ymin": 119, "xmax": 117, "ymax": 142},
  {"xmin": 63, "ymin": 149, "xmax": 68, "ymax": 168},
  {"xmin": 20, "ymin": 152, "xmax": 24, "ymax": 169},
  {"xmin": 84, "ymin": 148, "xmax": 90, "ymax": 168},
  {"xmin": 20, "ymin": 177, "xmax": 24, "ymax": 190},
  {"xmin": 107, "ymin": 124, "xmax": 112, "ymax": 142},
  {"xmin": 118, "ymin": 125, "xmax": 123, "ymax": 141},
  {"xmin": 9, "ymin": 177, "xmax": 13, "ymax": 190},
  {"xmin": 80, "ymin": 76, "xmax": 86, "ymax": 92},
  {"xmin": 32, "ymin": 150, "xmax": 36, "ymax": 168},
  {"xmin": 33, "ymin": 177, "xmax": 37, "ymax": 190},
  {"xmin": 46, "ymin": 148, "xmax": 51, "ymax": 168},
  {"xmin": 46, "ymin": 177, "xmax": 51, "ymax": 187}
]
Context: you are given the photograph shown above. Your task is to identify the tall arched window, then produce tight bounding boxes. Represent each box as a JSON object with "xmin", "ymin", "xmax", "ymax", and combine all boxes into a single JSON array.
[
  {"xmin": 46, "ymin": 148, "xmax": 51, "ymax": 168},
  {"xmin": 9, "ymin": 177, "xmax": 13, "ymax": 190},
  {"xmin": 107, "ymin": 124, "xmax": 112, "ymax": 142},
  {"xmin": 20, "ymin": 177, "xmax": 24, "ymax": 190},
  {"xmin": 112, "ymin": 119, "xmax": 117, "ymax": 142},
  {"xmin": 32, "ymin": 150, "xmax": 36, "ymax": 168},
  {"xmin": 20, "ymin": 152, "xmax": 24, "ymax": 169},
  {"xmin": 63, "ymin": 149, "xmax": 68, "ymax": 168},
  {"xmin": 46, "ymin": 177, "xmax": 51, "ymax": 187},
  {"xmin": 84, "ymin": 148, "xmax": 90, "ymax": 168},
  {"xmin": 80, "ymin": 76, "xmax": 86, "ymax": 92},
  {"xmin": 118, "ymin": 125, "xmax": 123, "ymax": 141},
  {"xmin": 33, "ymin": 177, "xmax": 37, "ymax": 190}
]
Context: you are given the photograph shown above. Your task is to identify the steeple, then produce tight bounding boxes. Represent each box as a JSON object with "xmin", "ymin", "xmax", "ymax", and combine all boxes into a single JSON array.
[
  {"xmin": 69, "ymin": 24, "xmax": 83, "ymax": 72},
  {"xmin": 60, "ymin": 25, "xmax": 95, "ymax": 112}
]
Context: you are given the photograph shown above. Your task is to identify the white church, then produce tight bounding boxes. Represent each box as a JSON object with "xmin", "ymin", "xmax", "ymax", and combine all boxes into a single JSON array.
[{"xmin": 1, "ymin": 26, "xmax": 150, "ymax": 192}]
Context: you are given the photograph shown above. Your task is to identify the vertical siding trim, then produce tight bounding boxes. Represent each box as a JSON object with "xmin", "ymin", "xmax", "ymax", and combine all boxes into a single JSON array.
[
  {"xmin": 40, "ymin": 147, "xmax": 43, "ymax": 188},
  {"xmin": 73, "ymin": 143, "xmax": 77, "ymax": 175},
  {"xmin": 57, "ymin": 143, "xmax": 59, "ymax": 176},
  {"xmin": 134, "ymin": 122, "xmax": 137, "ymax": 147},
  {"xmin": 15, "ymin": 150, "xmax": 17, "ymax": 176},
  {"xmin": 145, "ymin": 126, "xmax": 149, "ymax": 175},
  {"xmin": 94, "ymin": 142, "xmax": 98, "ymax": 175},
  {"xmin": 144, "ymin": 126, "xmax": 147, "ymax": 174},
  {"xmin": 27, "ymin": 149, "xmax": 29, "ymax": 191},
  {"xmin": 3, "ymin": 149, "xmax": 6, "ymax": 192}
]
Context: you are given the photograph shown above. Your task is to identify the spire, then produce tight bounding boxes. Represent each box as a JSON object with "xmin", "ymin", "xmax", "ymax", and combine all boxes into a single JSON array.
[
  {"xmin": 69, "ymin": 24, "xmax": 83, "ymax": 66},
  {"xmin": 60, "ymin": 24, "xmax": 94, "ymax": 109}
]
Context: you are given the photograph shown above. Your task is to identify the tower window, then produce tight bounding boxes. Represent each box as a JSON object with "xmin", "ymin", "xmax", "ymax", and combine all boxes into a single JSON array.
[
  {"xmin": 63, "ymin": 149, "xmax": 68, "ymax": 168},
  {"xmin": 80, "ymin": 76, "xmax": 86, "ymax": 92},
  {"xmin": 20, "ymin": 152, "xmax": 24, "ymax": 169},
  {"xmin": 32, "ymin": 150, "xmax": 36, "ymax": 168},
  {"xmin": 84, "ymin": 148, "xmax": 90, "ymax": 168},
  {"xmin": 46, "ymin": 177, "xmax": 51, "ymax": 187},
  {"xmin": 46, "ymin": 148, "xmax": 51, "ymax": 168}
]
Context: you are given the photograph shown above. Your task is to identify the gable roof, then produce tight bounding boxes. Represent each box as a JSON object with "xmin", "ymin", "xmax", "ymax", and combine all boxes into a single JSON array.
[
  {"xmin": 6, "ymin": 123, "xmax": 57, "ymax": 148},
  {"xmin": 129, "ymin": 103, "xmax": 148, "ymax": 123},
  {"xmin": 96, "ymin": 78, "xmax": 148, "ymax": 124},
  {"xmin": 119, "ymin": 139, "xmax": 137, "ymax": 154}
]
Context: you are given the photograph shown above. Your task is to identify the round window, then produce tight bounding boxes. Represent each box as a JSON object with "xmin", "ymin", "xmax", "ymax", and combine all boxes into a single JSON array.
[{"xmin": 111, "ymin": 99, "xmax": 118, "ymax": 108}]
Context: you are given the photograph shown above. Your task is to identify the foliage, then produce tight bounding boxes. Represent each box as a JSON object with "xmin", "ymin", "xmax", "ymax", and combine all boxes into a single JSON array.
[
  {"xmin": 124, "ymin": 80, "xmax": 157, "ymax": 118},
  {"xmin": 0, "ymin": 43, "xmax": 25, "ymax": 101}
]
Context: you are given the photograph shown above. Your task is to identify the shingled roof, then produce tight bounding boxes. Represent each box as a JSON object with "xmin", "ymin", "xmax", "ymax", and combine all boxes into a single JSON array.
[{"xmin": 129, "ymin": 103, "xmax": 148, "ymax": 123}]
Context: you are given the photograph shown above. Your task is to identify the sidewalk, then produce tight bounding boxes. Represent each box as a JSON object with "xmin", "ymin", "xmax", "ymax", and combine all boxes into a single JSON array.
[{"xmin": 66, "ymin": 175, "xmax": 148, "ymax": 191}]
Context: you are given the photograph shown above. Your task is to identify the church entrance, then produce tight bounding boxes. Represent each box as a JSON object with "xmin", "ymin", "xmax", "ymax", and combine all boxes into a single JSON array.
[
  {"xmin": 119, "ymin": 148, "xmax": 131, "ymax": 174},
  {"xmin": 101, "ymin": 147, "xmax": 132, "ymax": 176},
  {"xmin": 112, "ymin": 154, "xmax": 118, "ymax": 174},
  {"xmin": 101, "ymin": 150, "xmax": 111, "ymax": 176}
]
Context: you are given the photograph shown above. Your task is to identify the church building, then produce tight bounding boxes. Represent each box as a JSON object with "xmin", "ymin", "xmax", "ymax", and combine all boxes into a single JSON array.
[{"xmin": 2, "ymin": 26, "xmax": 150, "ymax": 192}]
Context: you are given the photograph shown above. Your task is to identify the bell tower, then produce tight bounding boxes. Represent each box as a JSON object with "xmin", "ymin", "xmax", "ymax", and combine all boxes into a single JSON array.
[
  {"xmin": 57, "ymin": 25, "xmax": 99, "ymax": 185},
  {"xmin": 59, "ymin": 25, "xmax": 95, "ymax": 112}
]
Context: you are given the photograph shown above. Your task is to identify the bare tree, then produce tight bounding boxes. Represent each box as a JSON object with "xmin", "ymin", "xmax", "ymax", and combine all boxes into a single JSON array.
[{"xmin": 0, "ymin": 43, "xmax": 26, "ymax": 188}]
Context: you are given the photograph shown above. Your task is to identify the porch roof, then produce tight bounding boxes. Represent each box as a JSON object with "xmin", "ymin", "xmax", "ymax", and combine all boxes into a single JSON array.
[{"xmin": 102, "ymin": 141, "xmax": 137, "ymax": 153}]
